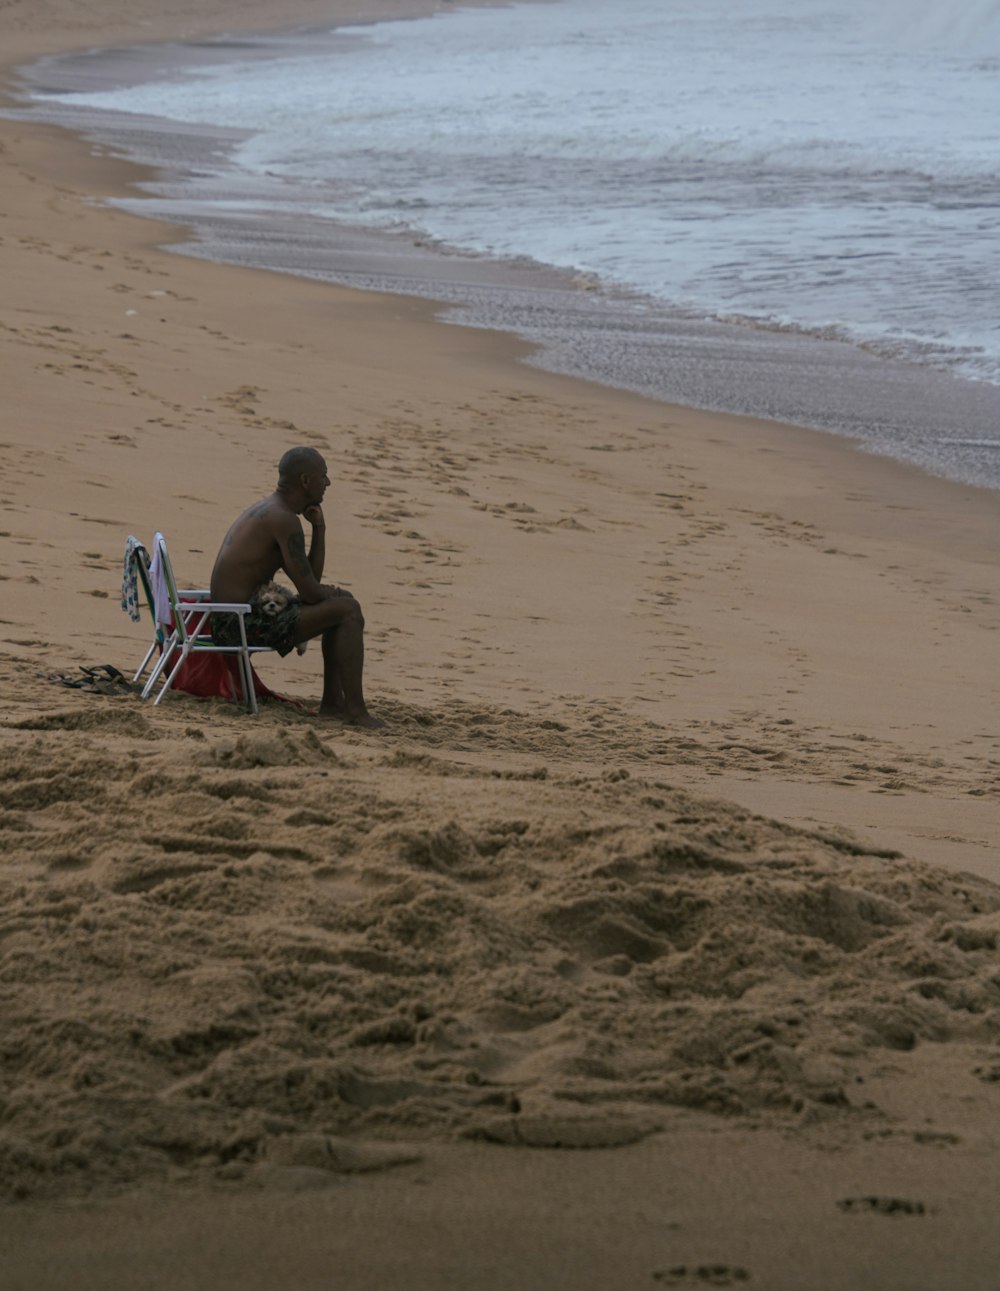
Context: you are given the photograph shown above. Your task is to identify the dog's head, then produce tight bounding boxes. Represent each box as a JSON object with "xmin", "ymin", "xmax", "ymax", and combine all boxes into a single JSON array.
[{"xmin": 257, "ymin": 581, "xmax": 289, "ymax": 617}]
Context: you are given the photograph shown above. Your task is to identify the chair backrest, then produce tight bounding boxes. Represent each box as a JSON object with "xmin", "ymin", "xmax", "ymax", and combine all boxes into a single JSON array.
[
  {"xmin": 133, "ymin": 545, "xmax": 163, "ymax": 643},
  {"xmin": 123, "ymin": 537, "xmax": 166, "ymax": 684},
  {"xmin": 153, "ymin": 531, "xmax": 178, "ymax": 600},
  {"xmin": 151, "ymin": 532, "xmax": 189, "ymax": 643},
  {"xmin": 152, "ymin": 532, "xmax": 214, "ymax": 645}
]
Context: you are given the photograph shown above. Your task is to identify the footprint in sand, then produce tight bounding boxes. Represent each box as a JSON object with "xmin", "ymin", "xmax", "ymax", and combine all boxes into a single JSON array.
[
  {"xmin": 837, "ymin": 1196, "xmax": 927, "ymax": 1217},
  {"xmin": 261, "ymin": 1133, "xmax": 421, "ymax": 1182},
  {"xmin": 653, "ymin": 1265, "xmax": 750, "ymax": 1286},
  {"xmin": 466, "ymin": 1112, "xmax": 659, "ymax": 1149}
]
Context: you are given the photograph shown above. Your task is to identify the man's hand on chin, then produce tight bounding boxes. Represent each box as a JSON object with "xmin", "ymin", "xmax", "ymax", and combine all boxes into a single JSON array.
[{"xmin": 303, "ymin": 504, "xmax": 325, "ymax": 529}]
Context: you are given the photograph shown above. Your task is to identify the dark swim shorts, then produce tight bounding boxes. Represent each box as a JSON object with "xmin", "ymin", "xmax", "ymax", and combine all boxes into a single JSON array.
[{"xmin": 212, "ymin": 587, "xmax": 302, "ymax": 658}]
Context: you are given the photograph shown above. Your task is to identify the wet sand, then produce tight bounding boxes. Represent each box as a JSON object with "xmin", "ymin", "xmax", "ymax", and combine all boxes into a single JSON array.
[{"xmin": 2, "ymin": 3, "xmax": 1000, "ymax": 1288}]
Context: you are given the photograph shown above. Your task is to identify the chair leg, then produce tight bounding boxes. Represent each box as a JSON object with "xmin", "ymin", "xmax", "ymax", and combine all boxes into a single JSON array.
[
  {"xmin": 133, "ymin": 640, "xmax": 158, "ymax": 685},
  {"xmin": 238, "ymin": 650, "xmax": 258, "ymax": 715},
  {"xmin": 141, "ymin": 632, "xmax": 177, "ymax": 700},
  {"xmin": 231, "ymin": 616, "xmax": 259, "ymax": 716},
  {"xmin": 153, "ymin": 640, "xmax": 194, "ymax": 705}
]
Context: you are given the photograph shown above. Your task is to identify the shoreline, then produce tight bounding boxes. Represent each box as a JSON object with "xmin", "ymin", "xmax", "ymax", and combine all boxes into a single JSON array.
[
  {"xmin": 3, "ymin": 4, "xmax": 1000, "ymax": 1287},
  {"xmin": 9, "ymin": 15, "xmax": 1000, "ymax": 495},
  {"xmin": 0, "ymin": 0, "xmax": 519, "ymax": 67}
]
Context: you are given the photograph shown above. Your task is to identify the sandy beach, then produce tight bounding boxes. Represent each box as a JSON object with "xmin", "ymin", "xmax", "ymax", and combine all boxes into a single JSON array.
[{"xmin": 2, "ymin": 2, "xmax": 1000, "ymax": 1287}]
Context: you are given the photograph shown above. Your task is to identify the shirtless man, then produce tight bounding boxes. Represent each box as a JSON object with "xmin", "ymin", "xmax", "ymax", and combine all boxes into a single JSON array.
[{"xmin": 211, "ymin": 446, "xmax": 383, "ymax": 728}]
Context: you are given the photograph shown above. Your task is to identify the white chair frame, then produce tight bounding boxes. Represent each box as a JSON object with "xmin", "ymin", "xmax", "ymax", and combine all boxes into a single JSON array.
[{"xmin": 140, "ymin": 533, "xmax": 273, "ymax": 714}]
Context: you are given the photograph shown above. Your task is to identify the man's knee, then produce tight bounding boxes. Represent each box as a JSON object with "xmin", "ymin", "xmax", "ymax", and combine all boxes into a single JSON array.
[
  {"xmin": 321, "ymin": 595, "xmax": 363, "ymax": 629},
  {"xmin": 346, "ymin": 595, "xmax": 364, "ymax": 628}
]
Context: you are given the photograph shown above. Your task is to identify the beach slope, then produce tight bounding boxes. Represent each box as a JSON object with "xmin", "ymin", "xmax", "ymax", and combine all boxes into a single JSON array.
[{"xmin": 2, "ymin": 3, "xmax": 1000, "ymax": 1288}]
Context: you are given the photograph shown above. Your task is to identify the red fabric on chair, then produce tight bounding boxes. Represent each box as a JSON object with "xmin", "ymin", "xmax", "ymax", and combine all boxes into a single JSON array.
[
  {"xmin": 171, "ymin": 651, "xmax": 264, "ymax": 701},
  {"xmin": 165, "ymin": 649, "xmax": 307, "ymax": 708}
]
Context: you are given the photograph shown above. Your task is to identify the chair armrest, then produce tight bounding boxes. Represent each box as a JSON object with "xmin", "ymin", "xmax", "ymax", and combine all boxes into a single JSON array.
[{"xmin": 177, "ymin": 601, "xmax": 252, "ymax": 614}]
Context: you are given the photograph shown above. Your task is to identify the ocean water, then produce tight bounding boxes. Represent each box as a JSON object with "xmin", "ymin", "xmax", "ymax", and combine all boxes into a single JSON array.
[{"xmin": 15, "ymin": 0, "xmax": 1000, "ymax": 488}]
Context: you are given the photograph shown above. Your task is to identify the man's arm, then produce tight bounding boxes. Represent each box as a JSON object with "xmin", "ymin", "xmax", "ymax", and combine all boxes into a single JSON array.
[
  {"xmin": 303, "ymin": 504, "xmax": 326, "ymax": 583},
  {"xmin": 276, "ymin": 514, "xmax": 327, "ymax": 605}
]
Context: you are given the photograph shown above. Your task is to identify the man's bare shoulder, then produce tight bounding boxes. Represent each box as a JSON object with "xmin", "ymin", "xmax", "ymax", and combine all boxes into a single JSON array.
[{"xmin": 233, "ymin": 494, "xmax": 298, "ymax": 534}]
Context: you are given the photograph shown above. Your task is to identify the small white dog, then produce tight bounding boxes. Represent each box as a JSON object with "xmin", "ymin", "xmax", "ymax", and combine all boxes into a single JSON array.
[{"xmin": 256, "ymin": 581, "xmax": 307, "ymax": 655}]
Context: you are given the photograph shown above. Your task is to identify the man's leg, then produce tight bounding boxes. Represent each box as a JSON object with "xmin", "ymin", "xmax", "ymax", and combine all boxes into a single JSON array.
[
  {"xmin": 294, "ymin": 594, "xmax": 383, "ymax": 728},
  {"xmin": 319, "ymin": 633, "xmax": 345, "ymax": 716}
]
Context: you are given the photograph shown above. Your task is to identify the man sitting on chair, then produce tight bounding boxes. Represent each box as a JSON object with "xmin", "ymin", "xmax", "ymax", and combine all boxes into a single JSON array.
[{"xmin": 211, "ymin": 446, "xmax": 383, "ymax": 728}]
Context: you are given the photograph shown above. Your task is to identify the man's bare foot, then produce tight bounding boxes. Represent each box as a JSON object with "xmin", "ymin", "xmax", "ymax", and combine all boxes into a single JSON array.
[
  {"xmin": 318, "ymin": 703, "xmax": 384, "ymax": 729},
  {"xmin": 347, "ymin": 709, "xmax": 386, "ymax": 730}
]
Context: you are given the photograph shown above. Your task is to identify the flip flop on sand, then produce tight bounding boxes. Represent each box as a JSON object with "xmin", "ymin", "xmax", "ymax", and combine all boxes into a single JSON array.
[
  {"xmin": 79, "ymin": 664, "xmax": 129, "ymax": 685},
  {"xmin": 42, "ymin": 665, "xmax": 140, "ymax": 696}
]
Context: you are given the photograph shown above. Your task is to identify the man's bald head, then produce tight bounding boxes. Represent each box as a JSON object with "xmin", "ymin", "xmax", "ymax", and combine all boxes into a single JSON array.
[{"xmin": 278, "ymin": 446, "xmax": 326, "ymax": 486}]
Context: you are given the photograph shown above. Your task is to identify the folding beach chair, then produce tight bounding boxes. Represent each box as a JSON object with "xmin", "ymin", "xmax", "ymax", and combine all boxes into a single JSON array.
[
  {"xmin": 122, "ymin": 535, "xmax": 209, "ymax": 688},
  {"xmin": 139, "ymin": 532, "xmax": 272, "ymax": 714}
]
